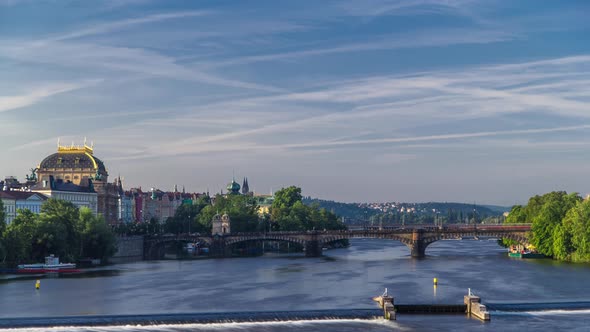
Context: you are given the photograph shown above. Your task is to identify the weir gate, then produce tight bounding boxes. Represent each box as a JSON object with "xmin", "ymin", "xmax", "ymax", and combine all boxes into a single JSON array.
[{"xmin": 143, "ymin": 224, "xmax": 531, "ymax": 259}]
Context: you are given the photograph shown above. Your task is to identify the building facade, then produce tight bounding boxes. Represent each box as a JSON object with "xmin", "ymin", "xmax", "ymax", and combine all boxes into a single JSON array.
[
  {"xmin": 0, "ymin": 191, "xmax": 47, "ymax": 224},
  {"xmin": 31, "ymin": 176, "xmax": 98, "ymax": 214}
]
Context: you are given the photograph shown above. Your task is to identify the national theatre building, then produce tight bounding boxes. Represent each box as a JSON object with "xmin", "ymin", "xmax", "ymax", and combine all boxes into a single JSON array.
[{"xmin": 31, "ymin": 141, "xmax": 121, "ymax": 224}]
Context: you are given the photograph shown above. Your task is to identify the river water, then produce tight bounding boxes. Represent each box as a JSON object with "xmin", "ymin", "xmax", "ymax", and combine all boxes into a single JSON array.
[{"xmin": 1, "ymin": 239, "xmax": 589, "ymax": 331}]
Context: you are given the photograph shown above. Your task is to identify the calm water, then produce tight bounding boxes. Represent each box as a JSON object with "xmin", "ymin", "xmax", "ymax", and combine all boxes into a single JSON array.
[{"xmin": 1, "ymin": 239, "xmax": 590, "ymax": 331}]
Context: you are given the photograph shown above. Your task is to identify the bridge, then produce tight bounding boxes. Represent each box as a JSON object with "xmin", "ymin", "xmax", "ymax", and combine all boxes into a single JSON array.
[{"xmin": 143, "ymin": 224, "xmax": 531, "ymax": 260}]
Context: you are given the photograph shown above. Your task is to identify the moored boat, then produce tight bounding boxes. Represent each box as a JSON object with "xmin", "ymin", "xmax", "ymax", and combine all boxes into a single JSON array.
[
  {"xmin": 17, "ymin": 255, "xmax": 79, "ymax": 273},
  {"xmin": 508, "ymin": 246, "xmax": 545, "ymax": 259}
]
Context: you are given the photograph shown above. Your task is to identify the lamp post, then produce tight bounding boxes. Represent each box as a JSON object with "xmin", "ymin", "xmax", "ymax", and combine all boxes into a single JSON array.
[{"xmin": 188, "ymin": 214, "xmax": 191, "ymax": 234}]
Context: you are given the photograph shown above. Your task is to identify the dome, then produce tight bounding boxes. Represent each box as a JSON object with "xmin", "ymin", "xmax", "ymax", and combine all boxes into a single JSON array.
[
  {"xmin": 39, "ymin": 152, "xmax": 107, "ymax": 174},
  {"xmin": 227, "ymin": 180, "xmax": 240, "ymax": 194}
]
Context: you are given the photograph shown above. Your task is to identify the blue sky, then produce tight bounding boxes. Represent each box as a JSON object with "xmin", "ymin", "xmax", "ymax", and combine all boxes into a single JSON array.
[{"xmin": 1, "ymin": 0, "xmax": 589, "ymax": 205}]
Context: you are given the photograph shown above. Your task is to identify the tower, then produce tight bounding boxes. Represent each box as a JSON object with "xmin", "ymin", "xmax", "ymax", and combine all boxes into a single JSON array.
[
  {"xmin": 212, "ymin": 214, "xmax": 222, "ymax": 235},
  {"xmin": 242, "ymin": 177, "xmax": 249, "ymax": 195},
  {"xmin": 221, "ymin": 213, "xmax": 231, "ymax": 234}
]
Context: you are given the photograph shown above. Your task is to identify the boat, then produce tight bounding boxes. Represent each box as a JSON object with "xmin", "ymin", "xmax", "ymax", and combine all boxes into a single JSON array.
[
  {"xmin": 508, "ymin": 246, "xmax": 545, "ymax": 259},
  {"xmin": 17, "ymin": 255, "xmax": 79, "ymax": 273}
]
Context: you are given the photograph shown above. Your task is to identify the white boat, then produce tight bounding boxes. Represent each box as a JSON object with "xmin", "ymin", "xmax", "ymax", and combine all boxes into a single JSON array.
[{"xmin": 18, "ymin": 255, "xmax": 76, "ymax": 270}]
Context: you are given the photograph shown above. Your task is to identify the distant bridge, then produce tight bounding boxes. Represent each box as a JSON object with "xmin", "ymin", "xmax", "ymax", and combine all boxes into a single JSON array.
[{"xmin": 143, "ymin": 224, "xmax": 531, "ymax": 259}]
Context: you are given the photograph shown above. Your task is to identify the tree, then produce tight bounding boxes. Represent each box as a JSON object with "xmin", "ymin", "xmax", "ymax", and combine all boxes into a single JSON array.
[
  {"xmin": 530, "ymin": 192, "xmax": 580, "ymax": 256},
  {"xmin": 198, "ymin": 194, "xmax": 259, "ymax": 234},
  {"xmin": 38, "ymin": 199, "xmax": 80, "ymax": 260},
  {"xmin": 80, "ymin": 208, "xmax": 117, "ymax": 262},
  {"xmin": 1, "ymin": 209, "xmax": 38, "ymax": 264},
  {"xmin": 271, "ymin": 187, "xmax": 346, "ymax": 232},
  {"xmin": 165, "ymin": 201, "xmax": 209, "ymax": 234},
  {"xmin": 561, "ymin": 199, "xmax": 590, "ymax": 262},
  {"xmin": 271, "ymin": 186, "xmax": 302, "ymax": 221},
  {"xmin": 0, "ymin": 198, "xmax": 6, "ymax": 234},
  {"xmin": 2, "ymin": 222, "xmax": 30, "ymax": 264},
  {"xmin": 504, "ymin": 205, "xmax": 527, "ymax": 224}
]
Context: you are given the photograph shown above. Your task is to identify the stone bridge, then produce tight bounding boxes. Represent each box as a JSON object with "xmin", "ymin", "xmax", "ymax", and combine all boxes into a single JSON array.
[{"xmin": 143, "ymin": 224, "xmax": 531, "ymax": 259}]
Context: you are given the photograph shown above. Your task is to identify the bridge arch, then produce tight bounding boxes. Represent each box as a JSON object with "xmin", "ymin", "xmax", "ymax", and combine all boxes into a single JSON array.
[
  {"xmin": 421, "ymin": 232, "xmax": 530, "ymax": 247},
  {"xmin": 144, "ymin": 236, "xmax": 212, "ymax": 260},
  {"xmin": 224, "ymin": 234, "xmax": 307, "ymax": 247},
  {"xmin": 319, "ymin": 233, "xmax": 413, "ymax": 247},
  {"xmin": 318, "ymin": 232, "xmax": 418, "ymax": 256}
]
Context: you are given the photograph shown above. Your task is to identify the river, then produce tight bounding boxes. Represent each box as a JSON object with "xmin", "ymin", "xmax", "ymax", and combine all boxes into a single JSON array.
[{"xmin": 1, "ymin": 239, "xmax": 589, "ymax": 331}]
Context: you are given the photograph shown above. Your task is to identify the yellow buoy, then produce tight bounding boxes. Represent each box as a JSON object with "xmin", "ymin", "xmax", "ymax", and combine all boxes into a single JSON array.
[
  {"xmin": 433, "ymin": 278, "xmax": 438, "ymax": 285},
  {"xmin": 35, "ymin": 280, "xmax": 40, "ymax": 290}
]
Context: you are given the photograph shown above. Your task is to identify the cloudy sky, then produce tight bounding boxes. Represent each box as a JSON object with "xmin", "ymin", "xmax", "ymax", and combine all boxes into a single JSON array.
[{"xmin": 1, "ymin": 0, "xmax": 589, "ymax": 205}]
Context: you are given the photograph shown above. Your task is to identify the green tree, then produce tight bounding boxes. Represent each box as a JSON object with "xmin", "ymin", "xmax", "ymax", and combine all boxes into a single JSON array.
[
  {"xmin": 1, "ymin": 209, "xmax": 38, "ymax": 264},
  {"xmin": 2, "ymin": 222, "xmax": 30, "ymax": 264},
  {"xmin": 561, "ymin": 199, "xmax": 590, "ymax": 262},
  {"xmin": 79, "ymin": 208, "xmax": 117, "ymax": 262},
  {"xmin": 504, "ymin": 205, "xmax": 527, "ymax": 224},
  {"xmin": 0, "ymin": 198, "xmax": 6, "ymax": 262},
  {"xmin": 0, "ymin": 198, "xmax": 5, "ymax": 233},
  {"xmin": 551, "ymin": 223, "xmax": 570, "ymax": 260},
  {"xmin": 165, "ymin": 200, "xmax": 209, "ymax": 234},
  {"xmin": 32, "ymin": 213, "xmax": 70, "ymax": 261},
  {"xmin": 198, "ymin": 194, "xmax": 259, "ymax": 233},
  {"xmin": 271, "ymin": 186, "xmax": 302, "ymax": 221},
  {"xmin": 37, "ymin": 199, "xmax": 81, "ymax": 260},
  {"xmin": 530, "ymin": 192, "xmax": 580, "ymax": 256},
  {"xmin": 271, "ymin": 187, "xmax": 346, "ymax": 232}
]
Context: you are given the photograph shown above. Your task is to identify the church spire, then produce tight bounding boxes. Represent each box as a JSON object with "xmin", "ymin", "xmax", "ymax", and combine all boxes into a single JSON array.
[{"xmin": 242, "ymin": 177, "xmax": 249, "ymax": 194}]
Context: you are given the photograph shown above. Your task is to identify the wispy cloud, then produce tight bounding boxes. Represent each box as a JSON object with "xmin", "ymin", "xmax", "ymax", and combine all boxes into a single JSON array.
[
  {"xmin": 0, "ymin": 40, "xmax": 282, "ymax": 92},
  {"xmin": 101, "ymin": 54, "xmax": 590, "ymax": 160},
  {"xmin": 279, "ymin": 125, "xmax": 590, "ymax": 149},
  {"xmin": 44, "ymin": 11, "xmax": 211, "ymax": 43},
  {"xmin": 0, "ymin": 80, "xmax": 100, "ymax": 113},
  {"xmin": 337, "ymin": 0, "xmax": 481, "ymax": 18},
  {"xmin": 203, "ymin": 28, "xmax": 516, "ymax": 67}
]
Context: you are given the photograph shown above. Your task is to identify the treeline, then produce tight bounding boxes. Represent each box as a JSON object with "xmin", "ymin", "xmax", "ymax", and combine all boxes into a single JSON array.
[
  {"xmin": 302, "ymin": 197, "xmax": 376, "ymax": 220},
  {"xmin": 0, "ymin": 199, "xmax": 117, "ymax": 266},
  {"xmin": 505, "ymin": 191, "xmax": 590, "ymax": 262},
  {"xmin": 302, "ymin": 198, "xmax": 505, "ymax": 224},
  {"xmin": 272, "ymin": 187, "xmax": 346, "ymax": 231},
  {"xmin": 115, "ymin": 186, "xmax": 347, "ymax": 236}
]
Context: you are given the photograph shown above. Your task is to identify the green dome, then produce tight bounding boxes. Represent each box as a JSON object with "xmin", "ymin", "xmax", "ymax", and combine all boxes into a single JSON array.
[{"xmin": 227, "ymin": 180, "xmax": 240, "ymax": 194}]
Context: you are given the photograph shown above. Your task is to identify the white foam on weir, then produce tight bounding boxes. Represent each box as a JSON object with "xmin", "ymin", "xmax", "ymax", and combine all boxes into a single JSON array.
[
  {"xmin": 493, "ymin": 309, "xmax": 590, "ymax": 316},
  {"xmin": 0, "ymin": 319, "xmax": 404, "ymax": 332}
]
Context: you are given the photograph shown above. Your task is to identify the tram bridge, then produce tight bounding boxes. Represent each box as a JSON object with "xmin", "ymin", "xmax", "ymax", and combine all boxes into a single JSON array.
[{"xmin": 143, "ymin": 224, "xmax": 531, "ymax": 259}]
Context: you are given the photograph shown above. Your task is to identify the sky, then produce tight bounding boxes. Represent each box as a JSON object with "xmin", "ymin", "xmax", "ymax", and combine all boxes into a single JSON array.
[{"xmin": 1, "ymin": 0, "xmax": 589, "ymax": 205}]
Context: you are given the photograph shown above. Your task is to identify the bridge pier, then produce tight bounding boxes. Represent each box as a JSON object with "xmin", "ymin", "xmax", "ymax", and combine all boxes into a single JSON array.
[
  {"xmin": 304, "ymin": 240, "xmax": 322, "ymax": 257},
  {"xmin": 409, "ymin": 229, "xmax": 426, "ymax": 258},
  {"xmin": 304, "ymin": 231, "xmax": 322, "ymax": 257},
  {"xmin": 210, "ymin": 237, "xmax": 230, "ymax": 257}
]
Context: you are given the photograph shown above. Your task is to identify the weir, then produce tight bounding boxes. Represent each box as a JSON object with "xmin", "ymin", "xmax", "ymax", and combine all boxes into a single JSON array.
[
  {"xmin": 374, "ymin": 288, "xmax": 491, "ymax": 321},
  {"xmin": 0, "ymin": 310, "xmax": 382, "ymax": 328}
]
